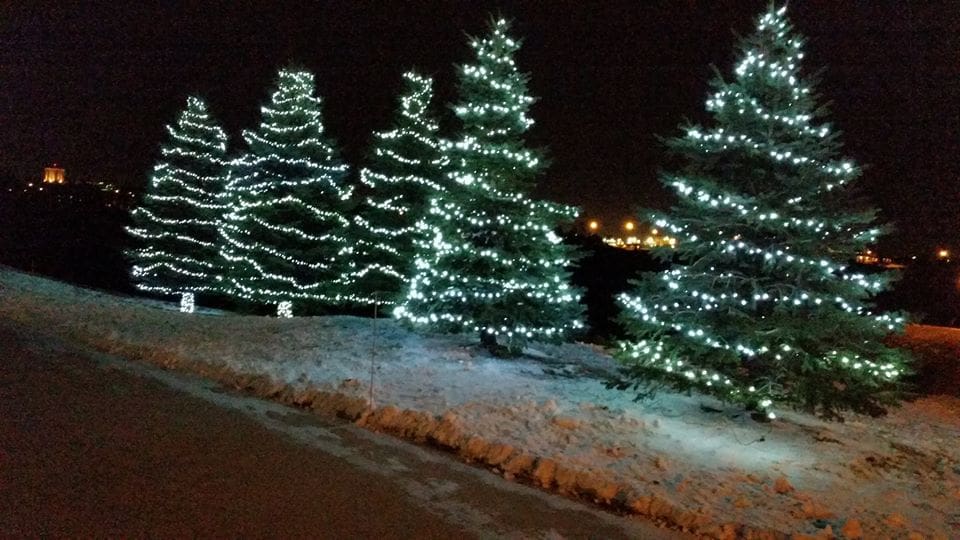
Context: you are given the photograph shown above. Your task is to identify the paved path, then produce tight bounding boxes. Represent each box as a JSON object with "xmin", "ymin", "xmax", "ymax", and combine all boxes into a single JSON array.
[{"xmin": 0, "ymin": 322, "xmax": 684, "ymax": 539}]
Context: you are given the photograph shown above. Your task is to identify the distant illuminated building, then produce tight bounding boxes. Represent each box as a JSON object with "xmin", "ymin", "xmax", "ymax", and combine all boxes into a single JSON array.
[
  {"xmin": 25, "ymin": 167, "xmax": 136, "ymax": 209},
  {"xmin": 603, "ymin": 226, "xmax": 676, "ymax": 251},
  {"xmin": 643, "ymin": 233, "xmax": 677, "ymax": 248},
  {"xmin": 603, "ymin": 236, "xmax": 642, "ymax": 250},
  {"xmin": 856, "ymin": 249, "xmax": 879, "ymax": 265},
  {"xmin": 43, "ymin": 165, "xmax": 65, "ymax": 184},
  {"xmin": 854, "ymin": 249, "xmax": 904, "ymax": 269}
]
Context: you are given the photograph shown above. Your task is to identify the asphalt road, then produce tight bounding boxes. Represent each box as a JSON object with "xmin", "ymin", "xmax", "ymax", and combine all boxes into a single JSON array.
[{"xmin": 0, "ymin": 322, "xmax": 684, "ymax": 539}]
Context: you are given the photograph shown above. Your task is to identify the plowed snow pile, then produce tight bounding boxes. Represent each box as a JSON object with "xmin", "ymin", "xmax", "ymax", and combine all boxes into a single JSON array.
[{"xmin": 1, "ymin": 268, "xmax": 958, "ymax": 539}]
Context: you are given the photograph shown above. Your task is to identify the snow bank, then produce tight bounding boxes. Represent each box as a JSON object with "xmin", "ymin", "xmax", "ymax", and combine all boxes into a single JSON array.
[{"xmin": 1, "ymin": 268, "xmax": 957, "ymax": 539}]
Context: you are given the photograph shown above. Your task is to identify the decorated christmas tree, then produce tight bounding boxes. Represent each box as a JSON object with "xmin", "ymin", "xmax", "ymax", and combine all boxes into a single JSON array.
[
  {"xmin": 128, "ymin": 96, "xmax": 229, "ymax": 313},
  {"xmin": 394, "ymin": 18, "xmax": 584, "ymax": 355},
  {"xmin": 220, "ymin": 68, "xmax": 352, "ymax": 317},
  {"xmin": 347, "ymin": 71, "xmax": 449, "ymax": 306},
  {"xmin": 616, "ymin": 5, "xmax": 910, "ymax": 419}
]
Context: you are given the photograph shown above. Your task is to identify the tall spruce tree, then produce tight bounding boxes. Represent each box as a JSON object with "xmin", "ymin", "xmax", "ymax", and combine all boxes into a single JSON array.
[
  {"xmin": 220, "ymin": 68, "xmax": 352, "ymax": 316},
  {"xmin": 128, "ymin": 96, "xmax": 229, "ymax": 313},
  {"xmin": 616, "ymin": 5, "xmax": 910, "ymax": 419},
  {"xmin": 394, "ymin": 18, "xmax": 584, "ymax": 354},
  {"xmin": 346, "ymin": 71, "xmax": 449, "ymax": 306}
]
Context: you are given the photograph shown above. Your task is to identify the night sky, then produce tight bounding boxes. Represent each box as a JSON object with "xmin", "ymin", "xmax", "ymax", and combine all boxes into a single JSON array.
[{"xmin": 2, "ymin": 1, "xmax": 957, "ymax": 256}]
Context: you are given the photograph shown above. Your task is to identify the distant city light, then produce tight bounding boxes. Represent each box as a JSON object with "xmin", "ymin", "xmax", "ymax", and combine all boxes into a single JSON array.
[
  {"xmin": 623, "ymin": 220, "xmax": 635, "ymax": 232},
  {"xmin": 856, "ymin": 249, "xmax": 879, "ymax": 265},
  {"xmin": 43, "ymin": 165, "xmax": 65, "ymax": 184},
  {"xmin": 937, "ymin": 248, "xmax": 950, "ymax": 260},
  {"xmin": 603, "ymin": 228, "xmax": 676, "ymax": 251},
  {"xmin": 587, "ymin": 219, "xmax": 599, "ymax": 232}
]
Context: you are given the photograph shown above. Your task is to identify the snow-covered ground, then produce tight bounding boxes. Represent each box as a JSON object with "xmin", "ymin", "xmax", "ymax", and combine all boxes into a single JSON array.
[{"xmin": 1, "ymin": 267, "xmax": 957, "ymax": 539}]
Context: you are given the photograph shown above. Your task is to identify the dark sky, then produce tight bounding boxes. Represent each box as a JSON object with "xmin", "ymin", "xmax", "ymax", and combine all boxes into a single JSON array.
[{"xmin": 2, "ymin": 1, "xmax": 958, "ymax": 255}]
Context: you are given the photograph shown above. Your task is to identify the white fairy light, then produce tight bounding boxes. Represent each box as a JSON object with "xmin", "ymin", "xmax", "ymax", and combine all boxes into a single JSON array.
[
  {"xmin": 347, "ymin": 71, "xmax": 450, "ymax": 306},
  {"xmin": 127, "ymin": 96, "xmax": 230, "ymax": 305},
  {"xmin": 219, "ymin": 68, "xmax": 357, "ymax": 311},
  {"xmin": 180, "ymin": 292, "xmax": 195, "ymax": 313},
  {"xmin": 394, "ymin": 18, "xmax": 583, "ymax": 350},
  {"xmin": 615, "ymin": 4, "xmax": 909, "ymax": 417}
]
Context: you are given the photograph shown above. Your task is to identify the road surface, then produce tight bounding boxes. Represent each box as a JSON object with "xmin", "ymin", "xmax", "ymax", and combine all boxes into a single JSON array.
[{"xmin": 0, "ymin": 322, "xmax": 684, "ymax": 538}]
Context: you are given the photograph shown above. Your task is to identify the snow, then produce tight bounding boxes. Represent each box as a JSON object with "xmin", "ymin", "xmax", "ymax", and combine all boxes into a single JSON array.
[{"xmin": 1, "ymin": 267, "xmax": 958, "ymax": 539}]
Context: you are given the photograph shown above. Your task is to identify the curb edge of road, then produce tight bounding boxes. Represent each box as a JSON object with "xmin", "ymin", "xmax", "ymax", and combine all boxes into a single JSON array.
[{"xmin": 74, "ymin": 334, "xmax": 787, "ymax": 540}]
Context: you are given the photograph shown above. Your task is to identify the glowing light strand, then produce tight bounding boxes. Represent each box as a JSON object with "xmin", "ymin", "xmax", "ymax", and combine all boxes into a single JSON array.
[
  {"xmin": 219, "ymin": 68, "xmax": 358, "ymax": 312},
  {"xmin": 615, "ymin": 5, "xmax": 910, "ymax": 418},
  {"xmin": 394, "ymin": 19, "xmax": 584, "ymax": 351},
  {"xmin": 345, "ymin": 71, "xmax": 451, "ymax": 306},
  {"xmin": 127, "ymin": 96, "xmax": 230, "ymax": 303}
]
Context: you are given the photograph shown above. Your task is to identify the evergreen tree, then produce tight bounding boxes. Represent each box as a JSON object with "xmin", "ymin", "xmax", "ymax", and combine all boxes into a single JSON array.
[
  {"xmin": 616, "ymin": 5, "xmax": 910, "ymax": 419},
  {"xmin": 394, "ymin": 18, "xmax": 584, "ymax": 354},
  {"xmin": 347, "ymin": 71, "xmax": 449, "ymax": 306},
  {"xmin": 128, "ymin": 96, "xmax": 229, "ymax": 313},
  {"xmin": 220, "ymin": 68, "xmax": 352, "ymax": 316}
]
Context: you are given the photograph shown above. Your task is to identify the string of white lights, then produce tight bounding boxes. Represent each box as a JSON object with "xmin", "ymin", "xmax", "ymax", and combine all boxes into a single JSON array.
[
  {"xmin": 616, "ymin": 5, "xmax": 909, "ymax": 418},
  {"xmin": 218, "ymin": 68, "xmax": 355, "ymax": 315},
  {"xmin": 346, "ymin": 71, "xmax": 450, "ymax": 305},
  {"xmin": 394, "ymin": 19, "xmax": 583, "ymax": 349},
  {"xmin": 128, "ymin": 96, "xmax": 230, "ymax": 311}
]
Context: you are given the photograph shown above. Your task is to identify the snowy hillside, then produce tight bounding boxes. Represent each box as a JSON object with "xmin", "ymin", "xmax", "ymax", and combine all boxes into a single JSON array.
[{"xmin": 1, "ymin": 268, "xmax": 957, "ymax": 539}]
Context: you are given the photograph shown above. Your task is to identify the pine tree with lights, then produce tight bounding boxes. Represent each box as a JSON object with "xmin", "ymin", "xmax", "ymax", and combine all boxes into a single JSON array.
[
  {"xmin": 346, "ymin": 71, "xmax": 449, "ymax": 306},
  {"xmin": 220, "ymin": 68, "xmax": 353, "ymax": 317},
  {"xmin": 615, "ymin": 5, "xmax": 911, "ymax": 419},
  {"xmin": 394, "ymin": 18, "xmax": 584, "ymax": 355},
  {"xmin": 128, "ymin": 96, "xmax": 230, "ymax": 313}
]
